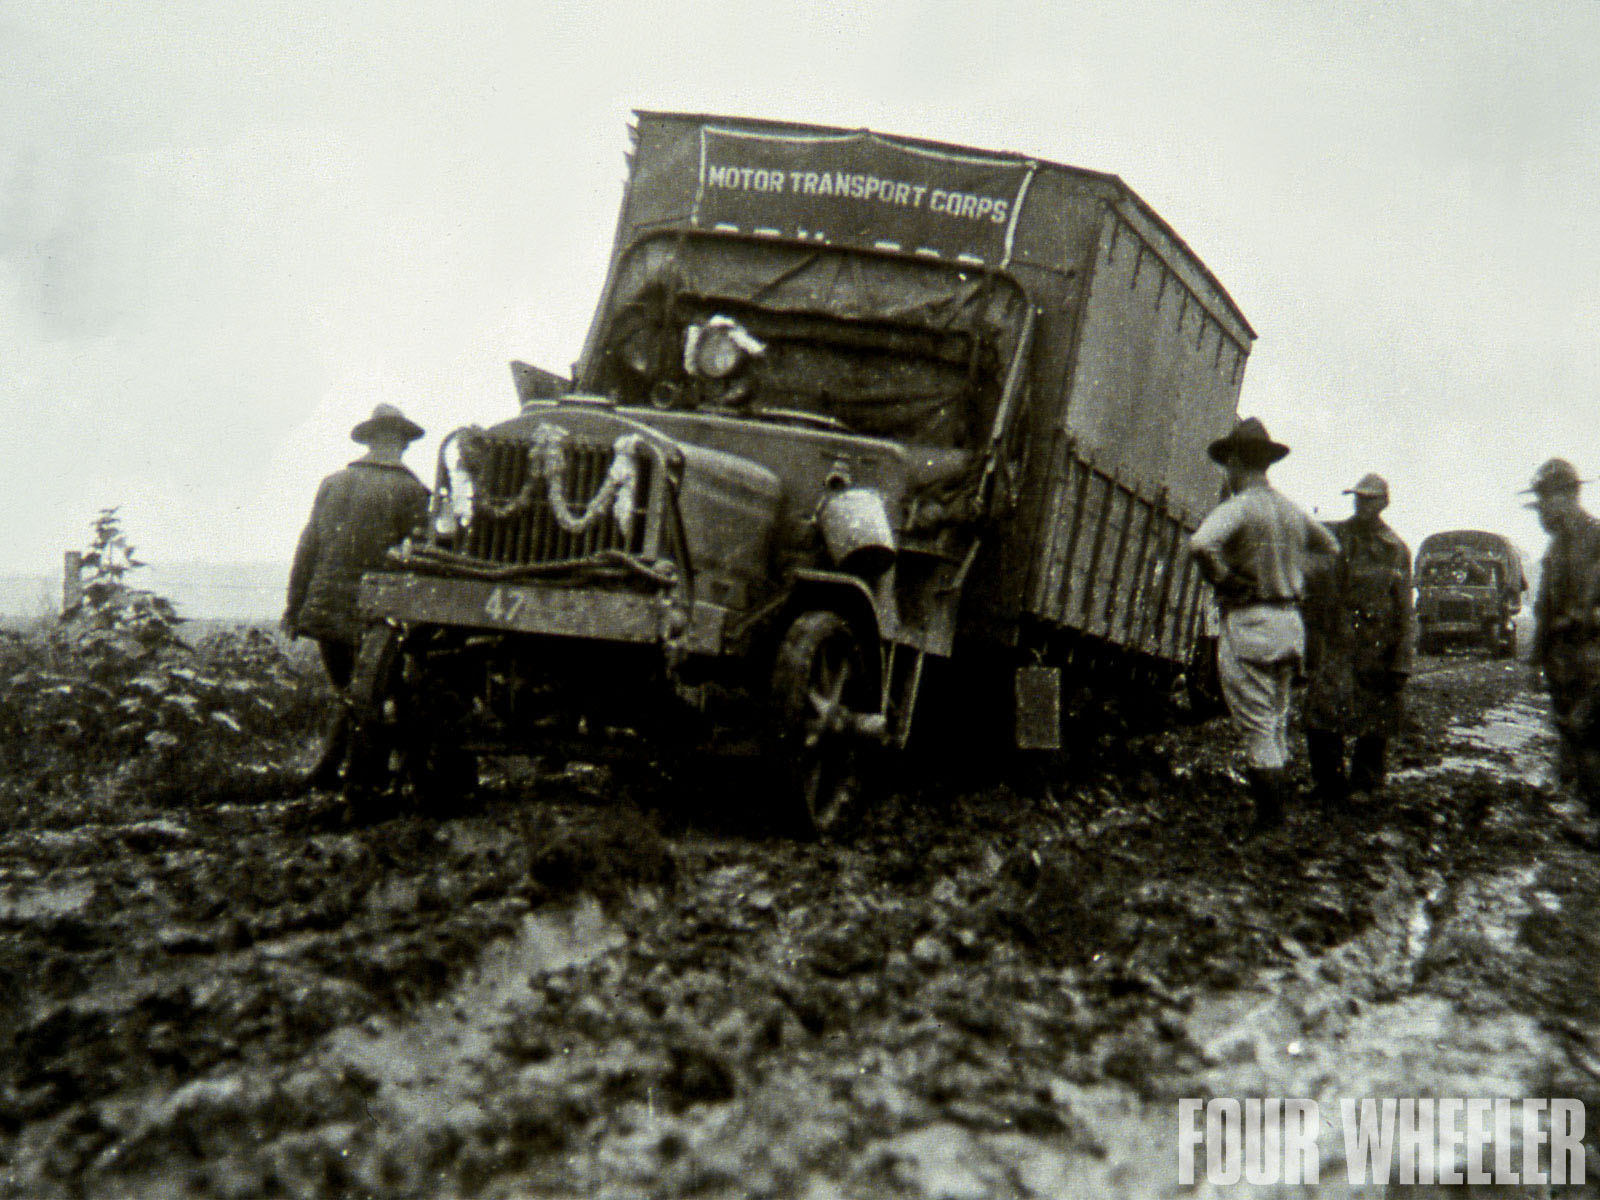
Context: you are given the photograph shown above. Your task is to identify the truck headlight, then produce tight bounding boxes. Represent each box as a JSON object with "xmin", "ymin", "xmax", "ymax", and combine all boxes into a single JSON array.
[
  {"xmin": 818, "ymin": 487, "xmax": 897, "ymax": 576},
  {"xmin": 684, "ymin": 315, "xmax": 765, "ymax": 379}
]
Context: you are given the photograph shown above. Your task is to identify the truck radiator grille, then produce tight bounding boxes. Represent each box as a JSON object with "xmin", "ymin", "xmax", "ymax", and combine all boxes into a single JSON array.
[
  {"xmin": 458, "ymin": 436, "xmax": 652, "ymax": 565},
  {"xmin": 1432, "ymin": 598, "xmax": 1479, "ymax": 624}
]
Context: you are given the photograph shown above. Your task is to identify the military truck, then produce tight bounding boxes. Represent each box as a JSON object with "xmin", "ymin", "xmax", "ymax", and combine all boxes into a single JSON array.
[
  {"xmin": 345, "ymin": 112, "xmax": 1253, "ymax": 831},
  {"xmin": 1414, "ymin": 530, "xmax": 1526, "ymax": 657}
]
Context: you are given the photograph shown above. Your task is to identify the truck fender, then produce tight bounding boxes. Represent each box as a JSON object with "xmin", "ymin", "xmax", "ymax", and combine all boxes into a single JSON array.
[{"xmin": 784, "ymin": 569, "xmax": 892, "ymax": 697}]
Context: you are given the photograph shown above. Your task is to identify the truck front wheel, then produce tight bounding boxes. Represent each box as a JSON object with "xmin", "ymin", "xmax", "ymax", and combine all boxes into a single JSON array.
[
  {"xmin": 344, "ymin": 624, "xmax": 404, "ymax": 808},
  {"xmin": 772, "ymin": 610, "xmax": 871, "ymax": 838},
  {"xmin": 343, "ymin": 623, "xmax": 479, "ymax": 817},
  {"xmin": 1492, "ymin": 622, "xmax": 1517, "ymax": 659}
]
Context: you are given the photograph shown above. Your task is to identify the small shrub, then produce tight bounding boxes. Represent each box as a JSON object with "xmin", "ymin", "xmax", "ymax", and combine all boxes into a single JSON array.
[{"xmin": 0, "ymin": 511, "xmax": 320, "ymax": 800}]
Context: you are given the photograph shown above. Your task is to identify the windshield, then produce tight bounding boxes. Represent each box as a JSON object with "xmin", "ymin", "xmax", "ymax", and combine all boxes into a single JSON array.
[
  {"xmin": 584, "ymin": 234, "xmax": 1028, "ymax": 447},
  {"xmin": 1419, "ymin": 558, "xmax": 1499, "ymax": 587}
]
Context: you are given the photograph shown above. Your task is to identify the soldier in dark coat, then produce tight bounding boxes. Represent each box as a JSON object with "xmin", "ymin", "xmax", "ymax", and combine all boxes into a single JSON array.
[
  {"xmin": 1524, "ymin": 458, "xmax": 1600, "ymax": 805},
  {"xmin": 284, "ymin": 403, "xmax": 430, "ymax": 786},
  {"xmin": 1302, "ymin": 473, "xmax": 1415, "ymax": 804}
]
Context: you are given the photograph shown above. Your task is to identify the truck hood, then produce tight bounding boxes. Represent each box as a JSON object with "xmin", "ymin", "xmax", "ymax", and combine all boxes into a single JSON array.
[
  {"xmin": 502, "ymin": 397, "xmax": 976, "ymax": 535},
  {"xmin": 480, "ymin": 398, "xmax": 979, "ymax": 608},
  {"xmin": 486, "ymin": 401, "xmax": 788, "ymax": 606}
]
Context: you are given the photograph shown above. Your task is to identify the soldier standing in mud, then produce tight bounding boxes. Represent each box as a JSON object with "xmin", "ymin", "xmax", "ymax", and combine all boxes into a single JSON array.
[
  {"xmin": 283, "ymin": 404, "xmax": 431, "ymax": 788},
  {"xmin": 1302, "ymin": 473, "xmax": 1415, "ymax": 807},
  {"xmin": 1524, "ymin": 458, "xmax": 1600, "ymax": 807},
  {"xmin": 1189, "ymin": 418, "xmax": 1339, "ymax": 830}
]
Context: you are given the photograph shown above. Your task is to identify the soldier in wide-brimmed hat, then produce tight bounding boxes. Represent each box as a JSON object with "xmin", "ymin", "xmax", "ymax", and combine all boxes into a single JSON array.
[
  {"xmin": 1189, "ymin": 417, "xmax": 1339, "ymax": 830},
  {"xmin": 1302, "ymin": 472, "xmax": 1415, "ymax": 808},
  {"xmin": 1205, "ymin": 415, "xmax": 1290, "ymax": 469},
  {"xmin": 284, "ymin": 404, "xmax": 430, "ymax": 789},
  {"xmin": 1524, "ymin": 457, "xmax": 1600, "ymax": 807}
]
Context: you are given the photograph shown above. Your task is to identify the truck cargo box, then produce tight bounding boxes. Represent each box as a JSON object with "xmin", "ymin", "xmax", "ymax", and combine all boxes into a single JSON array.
[{"xmin": 580, "ymin": 113, "xmax": 1254, "ymax": 665}]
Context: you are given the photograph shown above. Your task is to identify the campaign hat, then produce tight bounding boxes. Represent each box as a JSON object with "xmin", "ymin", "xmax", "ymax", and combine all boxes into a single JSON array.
[
  {"xmin": 1206, "ymin": 416, "xmax": 1290, "ymax": 467},
  {"xmin": 351, "ymin": 403, "xmax": 424, "ymax": 445},
  {"xmin": 1521, "ymin": 457, "xmax": 1586, "ymax": 496}
]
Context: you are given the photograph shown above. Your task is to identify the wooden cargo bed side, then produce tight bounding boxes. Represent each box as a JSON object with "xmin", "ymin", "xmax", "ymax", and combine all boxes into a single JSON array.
[
  {"xmin": 1021, "ymin": 198, "xmax": 1248, "ymax": 664},
  {"xmin": 1030, "ymin": 443, "xmax": 1208, "ymax": 663}
]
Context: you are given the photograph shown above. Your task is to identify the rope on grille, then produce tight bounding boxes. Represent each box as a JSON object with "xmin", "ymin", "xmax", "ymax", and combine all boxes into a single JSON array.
[{"xmin": 439, "ymin": 423, "xmax": 646, "ymax": 537}]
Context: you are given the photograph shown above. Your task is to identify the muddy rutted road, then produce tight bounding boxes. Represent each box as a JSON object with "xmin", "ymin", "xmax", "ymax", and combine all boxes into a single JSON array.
[{"xmin": 3, "ymin": 655, "xmax": 1600, "ymax": 1197}]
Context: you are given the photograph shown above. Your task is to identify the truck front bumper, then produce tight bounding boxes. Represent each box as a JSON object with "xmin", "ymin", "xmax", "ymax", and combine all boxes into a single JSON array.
[
  {"xmin": 359, "ymin": 573, "xmax": 726, "ymax": 655},
  {"xmin": 1421, "ymin": 619, "xmax": 1496, "ymax": 636}
]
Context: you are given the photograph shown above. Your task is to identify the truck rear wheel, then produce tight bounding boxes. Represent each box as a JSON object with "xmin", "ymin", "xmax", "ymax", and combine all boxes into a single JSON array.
[{"xmin": 772, "ymin": 610, "xmax": 870, "ymax": 838}]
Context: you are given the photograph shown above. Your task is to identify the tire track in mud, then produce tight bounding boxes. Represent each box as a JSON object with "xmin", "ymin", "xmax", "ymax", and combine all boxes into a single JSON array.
[
  {"xmin": 1158, "ymin": 671, "xmax": 1593, "ymax": 1195},
  {"xmin": 4, "ymin": 655, "xmax": 1598, "ymax": 1198},
  {"xmin": 0, "ymin": 791, "xmax": 675, "ymax": 1198}
]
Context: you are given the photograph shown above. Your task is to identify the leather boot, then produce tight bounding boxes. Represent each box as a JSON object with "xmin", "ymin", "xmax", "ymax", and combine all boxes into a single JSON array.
[
  {"xmin": 1306, "ymin": 730, "xmax": 1348, "ymax": 809},
  {"xmin": 1350, "ymin": 735, "xmax": 1388, "ymax": 794},
  {"xmin": 1249, "ymin": 766, "xmax": 1286, "ymax": 832},
  {"xmin": 301, "ymin": 707, "xmax": 350, "ymax": 793},
  {"xmin": 1570, "ymin": 747, "xmax": 1600, "ymax": 814}
]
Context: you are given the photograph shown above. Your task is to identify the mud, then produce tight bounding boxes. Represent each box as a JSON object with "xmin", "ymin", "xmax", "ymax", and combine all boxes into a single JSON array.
[{"xmin": 2, "ymin": 653, "xmax": 1599, "ymax": 1197}]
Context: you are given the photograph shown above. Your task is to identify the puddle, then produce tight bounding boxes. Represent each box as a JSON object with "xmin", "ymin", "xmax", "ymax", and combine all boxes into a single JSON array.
[
  {"xmin": 1394, "ymin": 696, "xmax": 1555, "ymax": 786},
  {"xmin": 328, "ymin": 896, "xmax": 625, "ymax": 1126},
  {"xmin": 1455, "ymin": 697, "xmax": 1546, "ymax": 753},
  {"xmin": 0, "ymin": 877, "xmax": 94, "ymax": 921},
  {"xmin": 1430, "ymin": 864, "xmax": 1541, "ymax": 956},
  {"xmin": 1392, "ymin": 754, "xmax": 1514, "ymax": 783}
]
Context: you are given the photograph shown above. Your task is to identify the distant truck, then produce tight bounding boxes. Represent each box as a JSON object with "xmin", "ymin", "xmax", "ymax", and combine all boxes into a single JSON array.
[
  {"xmin": 346, "ymin": 112, "xmax": 1253, "ymax": 831},
  {"xmin": 1414, "ymin": 530, "xmax": 1526, "ymax": 657}
]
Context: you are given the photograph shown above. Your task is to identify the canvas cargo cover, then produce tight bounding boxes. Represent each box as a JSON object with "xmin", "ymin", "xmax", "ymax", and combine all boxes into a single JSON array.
[
  {"xmin": 1418, "ymin": 530, "xmax": 1523, "ymax": 561},
  {"xmin": 1417, "ymin": 531, "xmax": 1527, "ymax": 587},
  {"xmin": 689, "ymin": 126, "xmax": 1036, "ymax": 266},
  {"xmin": 610, "ymin": 112, "xmax": 1252, "ymax": 331}
]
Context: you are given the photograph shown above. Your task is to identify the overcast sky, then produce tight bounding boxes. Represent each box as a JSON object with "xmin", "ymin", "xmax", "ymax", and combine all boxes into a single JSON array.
[{"xmin": 3, "ymin": 0, "xmax": 1597, "ymax": 580}]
